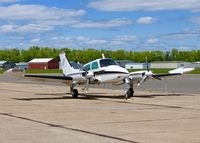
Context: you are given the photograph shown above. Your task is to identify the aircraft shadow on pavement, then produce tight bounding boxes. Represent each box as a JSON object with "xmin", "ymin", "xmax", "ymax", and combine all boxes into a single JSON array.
[
  {"xmin": 34, "ymin": 92, "xmax": 126, "ymax": 100},
  {"xmin": 134, "ymin": 93, "xmax": 196, "ymax": 98},
  {"xmin": 12, "ymin": 92, "xmax": 125, "ymax": 101},
  {"xmin": 12, "ymin": 96, "xmax": 72, "ymax": 101},
  {"xmin": 12, "ymin": 92, "xmax": 192, "ymax": 101}
]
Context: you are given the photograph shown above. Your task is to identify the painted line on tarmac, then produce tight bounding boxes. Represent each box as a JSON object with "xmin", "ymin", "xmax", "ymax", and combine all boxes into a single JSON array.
[{"xmin": 0, "ymin": 112, "xmax": 139, "ymax": 143}]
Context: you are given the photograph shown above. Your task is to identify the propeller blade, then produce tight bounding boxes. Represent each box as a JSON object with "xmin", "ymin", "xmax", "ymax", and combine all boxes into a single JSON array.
[
  {"xmin": 137, "ymin": 75, "xmax": 148, "ymax": 86},
  {"xmin": 152, "ymin": 75, "xmax": 162, "ymax": 80}
]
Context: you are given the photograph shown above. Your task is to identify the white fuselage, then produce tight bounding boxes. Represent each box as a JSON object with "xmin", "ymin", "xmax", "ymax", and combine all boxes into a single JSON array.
[
  {"xmin": 71, "ymin": 58, "xmax": 130, "ymax": 84},
  {"xmin": 92, "ymin": 65, "xmax": 129, "ymax": 83}
]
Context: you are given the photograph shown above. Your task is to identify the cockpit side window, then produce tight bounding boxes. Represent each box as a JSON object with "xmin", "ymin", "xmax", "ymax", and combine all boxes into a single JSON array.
[
  {"xmin": 83, "ymin": 64, "xmax": 90, "ymax": 71},
  {"xmin": 91, "ymin": 61, "xmax": 99, "ymax": 70},
  {"xmin": 100, "ymin": 59, "xmax": 117, "ymax": 67}
]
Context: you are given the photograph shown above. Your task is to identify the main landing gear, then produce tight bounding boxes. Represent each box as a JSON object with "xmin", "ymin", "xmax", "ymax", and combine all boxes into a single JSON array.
[
  {"xmin": 125, "ymin": 78, "xmax": 134, "ymax": 100},
  {"xmin": 125, "ymin": 87, "xmax": 134, "ymax": 100},
  {"xmin": 70, "ymin": 84, "xmax": 78, "ymax": 98}
]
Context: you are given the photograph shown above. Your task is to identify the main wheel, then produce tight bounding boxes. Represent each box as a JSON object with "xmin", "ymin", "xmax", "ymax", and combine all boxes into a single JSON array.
[
  {"xmin": 125, "ymin": 88, "xmax": 134, "ymax": 99},
  {"xmin": 129, "ymin": 88, "xmax": 134, "ymax": 97},
  {"xmin": 72, "ymin": 89, "xmax": 78, "ymax": 98}
]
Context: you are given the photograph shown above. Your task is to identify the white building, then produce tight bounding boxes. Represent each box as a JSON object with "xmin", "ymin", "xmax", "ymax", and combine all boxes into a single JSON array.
[
  {"xmin": 115, "ymin": 60, "xmax": 134, "ymax": 68},
  {"xmin": 125, "ymin": 63, "xmax": 146, "ymax": 69},
  {"xmin": 192, "ymin": 61, "xmax": 200, "ymax": 68},
  {"xmin": 151, "ymin": 61, "xmax": 193, "ymax": 69}
]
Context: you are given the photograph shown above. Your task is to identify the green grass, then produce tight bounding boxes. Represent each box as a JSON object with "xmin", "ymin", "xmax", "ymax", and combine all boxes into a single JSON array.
[
  {"xmin": 128, "ymin": 68, "xmax": 174, "ymax": 74},
  {"xmin": 151, "ymin": 69, "xmax": 174, "ymax": 74},
  {"xmin": 0, "ymin": 70, "xmax": 4, "ymax": 74},
  {"xmin": 25, "ymin": 69, "xmax": 62, "ymax": 74}
]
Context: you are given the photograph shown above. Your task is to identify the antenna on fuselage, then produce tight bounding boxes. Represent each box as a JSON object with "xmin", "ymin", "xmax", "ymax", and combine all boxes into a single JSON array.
[
  {"xmin": 102, "ymin": 53, "xmax": 105, "ymax": 59},
  {"xmin": 145, "ymin": 57, "xmax": 149, "ymax": 72}
]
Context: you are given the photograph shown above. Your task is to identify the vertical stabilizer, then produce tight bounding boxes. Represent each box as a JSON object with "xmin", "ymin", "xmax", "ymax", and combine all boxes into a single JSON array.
[{"xmin": 59, "ymin": 51, "xmax": 77, "ymax": 76}]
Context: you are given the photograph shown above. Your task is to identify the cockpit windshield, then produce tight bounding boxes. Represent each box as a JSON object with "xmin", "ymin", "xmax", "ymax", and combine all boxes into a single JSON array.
[{"xmin": 100, "ymin": 59, "xmax": 117, "ymax": 67}]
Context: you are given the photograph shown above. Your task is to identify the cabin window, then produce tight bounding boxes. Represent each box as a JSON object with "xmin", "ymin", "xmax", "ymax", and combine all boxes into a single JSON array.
[
  {"xmin": 100, "ymin": 59, "xmax": 117, "ymax": 67},
  {"xmin": 91, "ymin": 61, "xmax": 99, "ymax": 70},
  {"xmin": 84, "ymin": 64, "xmax": 90, "ymax": 71}
]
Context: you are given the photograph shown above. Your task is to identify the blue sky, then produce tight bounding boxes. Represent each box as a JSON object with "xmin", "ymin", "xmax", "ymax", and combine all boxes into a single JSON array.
[{"xmin": 0, "ymin": 0, "xmax": 200, "ymax": 51}]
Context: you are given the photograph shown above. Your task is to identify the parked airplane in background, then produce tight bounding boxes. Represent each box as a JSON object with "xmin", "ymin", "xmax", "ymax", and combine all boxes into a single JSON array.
[{"xmin": 25, "ymin": 50, "xmax": 194, "ymax": 99}]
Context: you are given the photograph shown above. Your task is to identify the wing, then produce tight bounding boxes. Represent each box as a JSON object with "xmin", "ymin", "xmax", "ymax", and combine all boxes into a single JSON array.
[
  {"xmin": 153, "ymin": 73, "xmax": 181, "ymax": 78},
  {"xmin": 24, "ymin": 74, "xmax": 73, "ymax": 80},
  {"xmin": 152, "ymin": 67, "xmax": 194, "ymax": 79},
  {"xmin": 128, "ymin": 67, "xmax": 194, "ymax": 86}
]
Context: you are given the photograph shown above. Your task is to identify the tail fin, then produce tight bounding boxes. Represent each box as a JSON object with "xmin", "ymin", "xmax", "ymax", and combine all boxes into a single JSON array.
[{"xmin": 59, "ymin": 51, "xmax": 77, "ymax": 76}]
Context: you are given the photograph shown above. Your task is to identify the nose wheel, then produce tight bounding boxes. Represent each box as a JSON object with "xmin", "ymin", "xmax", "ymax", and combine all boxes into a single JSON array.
[
  {"xmin": 72, "ymin": 89, "xmax": 78, "ymax": 98},
  {"xmin": 125, "ymin": 88, "xmax": 134, "ymax": 99}
]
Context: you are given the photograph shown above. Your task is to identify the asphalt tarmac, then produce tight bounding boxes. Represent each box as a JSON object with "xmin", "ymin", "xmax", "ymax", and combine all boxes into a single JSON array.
[
  {"xmin": 0, "ymin": 74, "xmax": 200, "ymax": 143},
  {"xmin": 1, "ymin": 74, "xmax": 200, "ymax": 94}
]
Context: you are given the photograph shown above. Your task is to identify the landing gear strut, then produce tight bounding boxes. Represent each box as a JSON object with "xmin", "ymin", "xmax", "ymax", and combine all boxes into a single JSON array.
[{"xmin": 125, "ymin": 78, "xmax": 134, "ymax": 99}]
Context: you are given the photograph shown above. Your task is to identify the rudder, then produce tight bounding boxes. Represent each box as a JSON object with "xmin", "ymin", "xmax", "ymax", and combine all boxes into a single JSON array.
[{"xmin": 59, "ymin": 51, "xmax": 77, "ymax": 76}]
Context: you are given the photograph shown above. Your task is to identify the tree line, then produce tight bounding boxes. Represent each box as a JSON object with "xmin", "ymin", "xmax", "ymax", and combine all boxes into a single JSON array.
[{"xmin": 0, "ymin": 46, "xmax": 200, "ymax": 63}]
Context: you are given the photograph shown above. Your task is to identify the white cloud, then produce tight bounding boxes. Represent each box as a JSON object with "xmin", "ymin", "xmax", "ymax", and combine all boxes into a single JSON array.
[
  {"xmin": 146, "ymin": 38, "xmax": 158, "ymax": 43},
  {"xmin": 71, "ymin": 18, "xmax": 133, "ymax": 28},
  {"xmin": 76, "ymin": 36, "xmax": 90, "ymax": 41},
  {"xmin": 110, "ymin": 40, "xmax": 122, "ymax": 46},
  {"xmin": 44, "ymin": 35, "xmax": 139, "ymax": 49},
  {"xmin": 50, "ymin": 35, "xmax": 138, "ymax": 48},
  {"xmin": 85, "ymin": 39, "xmax": 107, "ymax": 45},
  {"xmin": 137, "ymin": 17, "xmax": 157, "ymax": 24},
  {"xmin": 89, "ymin": 0, "xmax": 200, "ymax": 12},
  {"xmin": 114, "ymin": 35, "xmax": 137, "ymax": 41},
  {"xmin": 0, "ymin": 4, "xmax": 86, "ymax": 34},
  {"xmin": 0, "ymin": 4, "xmax": 86, "ymax": 20},
  {"xmin": 30, "ymin": 38, "xmax": 41, "ymax": 44},
  {"xmin": 160, "ymin": 28, "xmax": 200, "ymax": 40},
  {"xmin": 0, "ymin": 24, "xmax": 53, "ymax": 33},
  {"xmin": 111, "ymin": 35, "xmax": 137, "ymax": 46},
  {"xmin": 50, "ymin": 36, "xmax": 108, "ymax": 47}
]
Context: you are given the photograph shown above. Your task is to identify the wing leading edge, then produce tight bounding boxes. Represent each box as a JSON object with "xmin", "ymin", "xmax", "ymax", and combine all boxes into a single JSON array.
[{"xmin": 24, "ymin": 74, "xmax": 73, "ymax": 80}]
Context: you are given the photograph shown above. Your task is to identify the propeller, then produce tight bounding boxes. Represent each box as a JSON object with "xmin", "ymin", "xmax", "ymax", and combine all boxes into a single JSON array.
[
  {"xmin": 152, "ymin": 75, "xmax": 162, "ymax": 80},
  {"xmin": 137, "ymin": 57, "xmax": 161, "ymax": 86},
  {"xmin": 81, "ymin": 68, "xmax": 94, "ymax": 93},
  {"xmin": 137, "ymin": 75, "xmax": 148, "ymax": 86}
]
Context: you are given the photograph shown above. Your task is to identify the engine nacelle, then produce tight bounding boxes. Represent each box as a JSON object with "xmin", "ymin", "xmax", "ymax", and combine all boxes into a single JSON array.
[{"xmin": 87, "ymin": 71, "xmax": 94, "ymax": 78}]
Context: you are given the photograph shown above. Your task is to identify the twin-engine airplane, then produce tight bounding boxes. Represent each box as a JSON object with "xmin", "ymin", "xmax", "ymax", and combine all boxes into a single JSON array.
[{"xmin": 25, "ymin": 51, "xmax": 194, "ymax": 99}]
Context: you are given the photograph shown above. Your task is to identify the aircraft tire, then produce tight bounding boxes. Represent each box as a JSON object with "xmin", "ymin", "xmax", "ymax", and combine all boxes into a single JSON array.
[
  {"xmin": 125, "ymin": 88, "xmax": 134, "ymax": 99},
  {"xmin": 129, "ymin": 88, "xmax": 134, "ymax": 97},
  {"xmin": 72, "ymin": 89, "xmax": 78, "ymax": 98}
]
